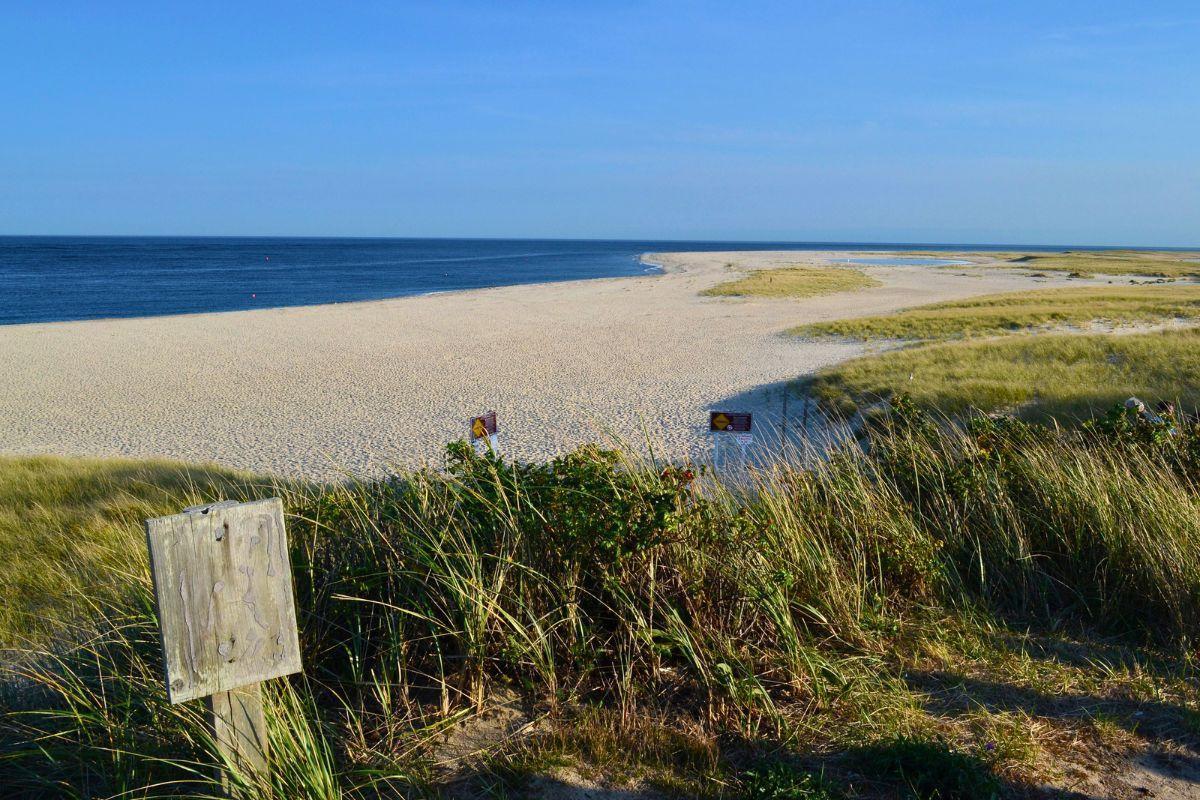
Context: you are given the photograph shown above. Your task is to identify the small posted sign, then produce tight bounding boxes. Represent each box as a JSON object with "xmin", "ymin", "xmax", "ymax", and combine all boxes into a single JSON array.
[
  {"xmin": 709, "ymin": 410, "xmax": 753, "ymax": 467},
  {"xmin": 709, "ymin": 411, "xmax": 752, "ymax": 434},
  {"xmin": 469, "ymin": 410, "xmax": 500, "ymax": 451}
]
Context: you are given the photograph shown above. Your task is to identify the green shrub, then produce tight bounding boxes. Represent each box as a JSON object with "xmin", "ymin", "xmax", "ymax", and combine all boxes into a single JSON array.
[
  {"xmin": 849, "ymin": 737, "xmax": 1001, "ymax": 799},
  {"xmin": 740, "ymin": 761, "xmax": 844, "ymax": 799}
]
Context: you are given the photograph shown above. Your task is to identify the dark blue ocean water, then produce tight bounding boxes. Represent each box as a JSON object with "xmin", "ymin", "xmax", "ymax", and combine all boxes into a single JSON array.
[{"xmin": 0, "ymin": 236, "xmax": 1143, "ymax": 326}]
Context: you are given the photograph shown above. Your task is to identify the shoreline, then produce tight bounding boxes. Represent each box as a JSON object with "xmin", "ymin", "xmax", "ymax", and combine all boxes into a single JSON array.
[
  {"xmin": 0, "ymin": 255, "xmax": 664, "ymax": 331},
  {"xmin": 4, "ymin": 242, "xmax": 1136, "ymax": 330},
  {"xmin": 0, "ymin": 247, "xmax": 725, "ymax": 332},
  {"xmin": 6, "ymin": 244, "xmax": 1189, "ymax": 330},
  {"xmin": 0, "ymin": 250, "xmax": 1102, "ymax": 479}
]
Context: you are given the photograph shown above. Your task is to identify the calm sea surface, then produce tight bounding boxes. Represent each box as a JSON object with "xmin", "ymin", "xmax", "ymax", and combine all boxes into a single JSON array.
[{"xmin": 0, "ymin": 236, "xmax": 1135, "ymax": 326}]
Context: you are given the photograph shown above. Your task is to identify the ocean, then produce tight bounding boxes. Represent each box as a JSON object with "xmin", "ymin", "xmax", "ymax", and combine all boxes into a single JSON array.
[{"xmin": 0, "ymin": 236, "xmax": 1120, "ymax": 326}]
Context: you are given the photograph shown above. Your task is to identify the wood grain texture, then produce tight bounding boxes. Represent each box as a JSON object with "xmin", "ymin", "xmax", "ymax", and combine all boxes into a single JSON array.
[
  {"xmin": 209, "ymin": 683, "xmax": 269, "ymax": 788},
  {"xmin": 146, "ymin": 498, "xmax": 302, "ymax": 704}
]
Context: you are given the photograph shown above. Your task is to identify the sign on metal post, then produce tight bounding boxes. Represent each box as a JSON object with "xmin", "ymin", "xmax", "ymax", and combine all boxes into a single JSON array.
[
  {"xmin": 469, "ymin": 410, "xmax": 500, "ymax": 452},
  {"xmin": 709, "ymin": 410, "xmax": 753, "ymax": 468},
  {"xmin": 146, "ymin": 498, "xmax": 303, "ymax": 792},
  {"xmin": 710, "ymin": 411, "xmax": 752, "ymax": 434}
]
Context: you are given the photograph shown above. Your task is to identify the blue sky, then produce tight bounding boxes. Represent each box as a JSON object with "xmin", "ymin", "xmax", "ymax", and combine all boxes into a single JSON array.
[{"xmin": 2, "ymin": 2, "xmax": 1198, "ymax": 245}]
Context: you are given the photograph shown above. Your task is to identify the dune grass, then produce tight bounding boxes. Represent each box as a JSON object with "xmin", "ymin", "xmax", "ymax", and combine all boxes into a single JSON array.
[
  {"xmin": 808, "ymin": 250, "xmax": 1200, "ymax": 278},
  {"xmin": 1000, "ymin": 251, "xmax": 1200, "ymax": 278},
  {"xmin": 809, "ymin": 328, "xmax": 1200, "ymax": 419},
  {"xmin": 0, "ymin": 455, "xmax": 268, "ymax": 649},
  {"xmin": 5, "ymin": 423, "xmax": 1200, "ymax": 796},
  {"xmin": 703, "ymin": 265, "xmax": 880, "ymax": 299},
  {"xmin": 793, "ymin": 284, "xmax": 1200, "ymax": 342}
]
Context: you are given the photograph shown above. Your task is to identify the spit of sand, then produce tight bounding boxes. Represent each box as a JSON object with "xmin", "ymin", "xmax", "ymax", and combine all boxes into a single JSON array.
[{"xmin": 0, "ymin": 250, "xmax": 1084, "ymax": 479}]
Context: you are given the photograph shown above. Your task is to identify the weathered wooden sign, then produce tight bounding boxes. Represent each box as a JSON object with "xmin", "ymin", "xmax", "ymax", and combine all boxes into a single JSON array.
[
  {"xmin": 146, "ymin": 497, "xmax": 303, "ymax": 786},
  {"xmin": 147, "ymin": 497, "xmax": 302, "ymax": 703}
]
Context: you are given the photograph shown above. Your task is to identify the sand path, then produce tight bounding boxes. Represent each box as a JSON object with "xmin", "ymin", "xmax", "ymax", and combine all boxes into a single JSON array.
[{"xmin": 0, "ymin": 250, "xmax": 1083, "ymax": 479}]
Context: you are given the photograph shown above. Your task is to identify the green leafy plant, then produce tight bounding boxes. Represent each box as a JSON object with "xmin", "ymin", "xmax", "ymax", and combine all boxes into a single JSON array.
[
  {"xmin": 740, "ymin": 761, "xmax": 844, "ymax": 799},
  {"xmin": 850, "ymin": 738, "xmax": 1001, "ymax": 800}
]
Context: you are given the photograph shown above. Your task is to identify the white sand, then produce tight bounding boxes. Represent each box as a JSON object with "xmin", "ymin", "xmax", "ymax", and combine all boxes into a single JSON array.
[{"xmin": 0, "ymin": 250, "xmax": 1086, "ymax": 480}]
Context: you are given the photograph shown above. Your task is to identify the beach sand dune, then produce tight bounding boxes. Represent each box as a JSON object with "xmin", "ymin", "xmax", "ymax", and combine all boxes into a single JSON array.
[{"xmin": 0, "ymin": 250, "xmax": 1075, "ymax": 480}]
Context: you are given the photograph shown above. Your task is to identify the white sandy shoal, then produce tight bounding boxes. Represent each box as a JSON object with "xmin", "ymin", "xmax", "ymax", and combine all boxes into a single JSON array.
[{"xmin": 0, "ymin": 250, "xmax": 1086, "ymax": 480}]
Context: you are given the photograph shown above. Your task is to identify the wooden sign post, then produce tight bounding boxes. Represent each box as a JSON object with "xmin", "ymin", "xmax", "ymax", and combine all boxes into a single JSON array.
[{"xmin": 146, "ymin": 498, "xmax": 303, "ymax": 794}]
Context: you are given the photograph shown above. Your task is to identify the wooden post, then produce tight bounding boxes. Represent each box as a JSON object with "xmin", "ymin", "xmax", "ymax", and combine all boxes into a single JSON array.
[
  {"xmin": 209, "ymin": 685, "xmax": 268, "ymax": 790},
  {"xmin": 146, "ymin": 498, "xmax": 303, "ymax": 795}
]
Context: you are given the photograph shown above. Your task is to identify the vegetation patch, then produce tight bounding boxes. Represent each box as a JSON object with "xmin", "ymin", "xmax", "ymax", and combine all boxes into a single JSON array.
[
  {"xmin": 703, "ymin": 265, "xmax": 880, "ymax": 299},
  {"xmin": 0, "ymin": 455, "xmax": 265, "ymax": 648},
  {"xmin": 739, "ymin": 760, "xmax": 844, "ymax": 799},
  {"xmin": 999, "ymin": 250, "xmax": 1200, "ymax": 278},
  {"xmin": 847, "ymin": 737, "xmax": 1001, "ymax": 799},
  {"xmin": 6, "ymin": 415, "xmax": 1200, "ymax": 796},
  {"xmin": 810, "ymin": 328, "xmax": 1200, "ymax": 419},
  {"xmin": 794, "ymin": 285, "xmax": 1200, "ymax": 342}
]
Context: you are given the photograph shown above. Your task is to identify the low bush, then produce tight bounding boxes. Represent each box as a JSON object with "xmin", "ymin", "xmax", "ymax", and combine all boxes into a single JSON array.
[{"xmin": 848, "ymin": 737, "xmax": 1001, "ymax": 799}]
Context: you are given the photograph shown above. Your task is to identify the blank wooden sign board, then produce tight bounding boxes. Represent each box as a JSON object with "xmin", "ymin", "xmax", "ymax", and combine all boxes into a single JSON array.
[{"xmin": 146, "ymin": 497, "xmax": 303, "ymax": 787}]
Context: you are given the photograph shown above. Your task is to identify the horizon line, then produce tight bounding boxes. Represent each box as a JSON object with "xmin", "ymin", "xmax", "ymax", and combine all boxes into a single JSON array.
[{"xmin": 1, "ymin": 233, "xmax": 1197, "ymax": 251}]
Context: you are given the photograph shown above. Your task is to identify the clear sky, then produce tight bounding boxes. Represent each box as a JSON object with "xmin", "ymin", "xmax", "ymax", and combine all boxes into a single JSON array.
[{"xmin": 2, "ymin": 2, "xmax": 1198, "ymax": 245}]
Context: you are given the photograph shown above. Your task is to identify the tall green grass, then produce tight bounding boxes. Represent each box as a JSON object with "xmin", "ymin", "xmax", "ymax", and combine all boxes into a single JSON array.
[
  {"xmin": 810, "ymin": 328, "xmax": 1200, "ymax": 420},
  {"xmin": 4, "ymin": 413, "xmax": 1200, "ymax": 796},
  {"xmin": 0, "ymin": 456, "xmax": 266, "ymax": 649}
]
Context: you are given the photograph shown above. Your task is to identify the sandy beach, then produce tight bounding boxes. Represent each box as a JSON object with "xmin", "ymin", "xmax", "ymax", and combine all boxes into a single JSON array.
[{"xmin": 0, "ymin": 250, "xmax": 1084, "ymax": 480}]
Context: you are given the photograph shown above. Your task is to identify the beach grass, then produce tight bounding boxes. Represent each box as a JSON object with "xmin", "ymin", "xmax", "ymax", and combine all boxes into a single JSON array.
[
  {"xmin": 0, "ymin": 455, "xmax": 268, "ymax": 649},
  {"xmin": 811, "ymin": 250, "xmax": 1200, "ymax": 278},
  {"xmin": 702, "ymin": 265, "xmax": 880, "ymax": 299},
  {"xmin": 999, "ymin": 251, "xmax": 1200, "ymax": 278},
  {"xmin": 793, "ymin": 284, "xmax": 1200, "ymax": 341},
  {"xmin": 5, "ymin": 423, "xmax": 1200, "ymax": 796},
  {"xmin": 809, "ymin": 328, "xmax": 1200, "ymax": 419}
]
